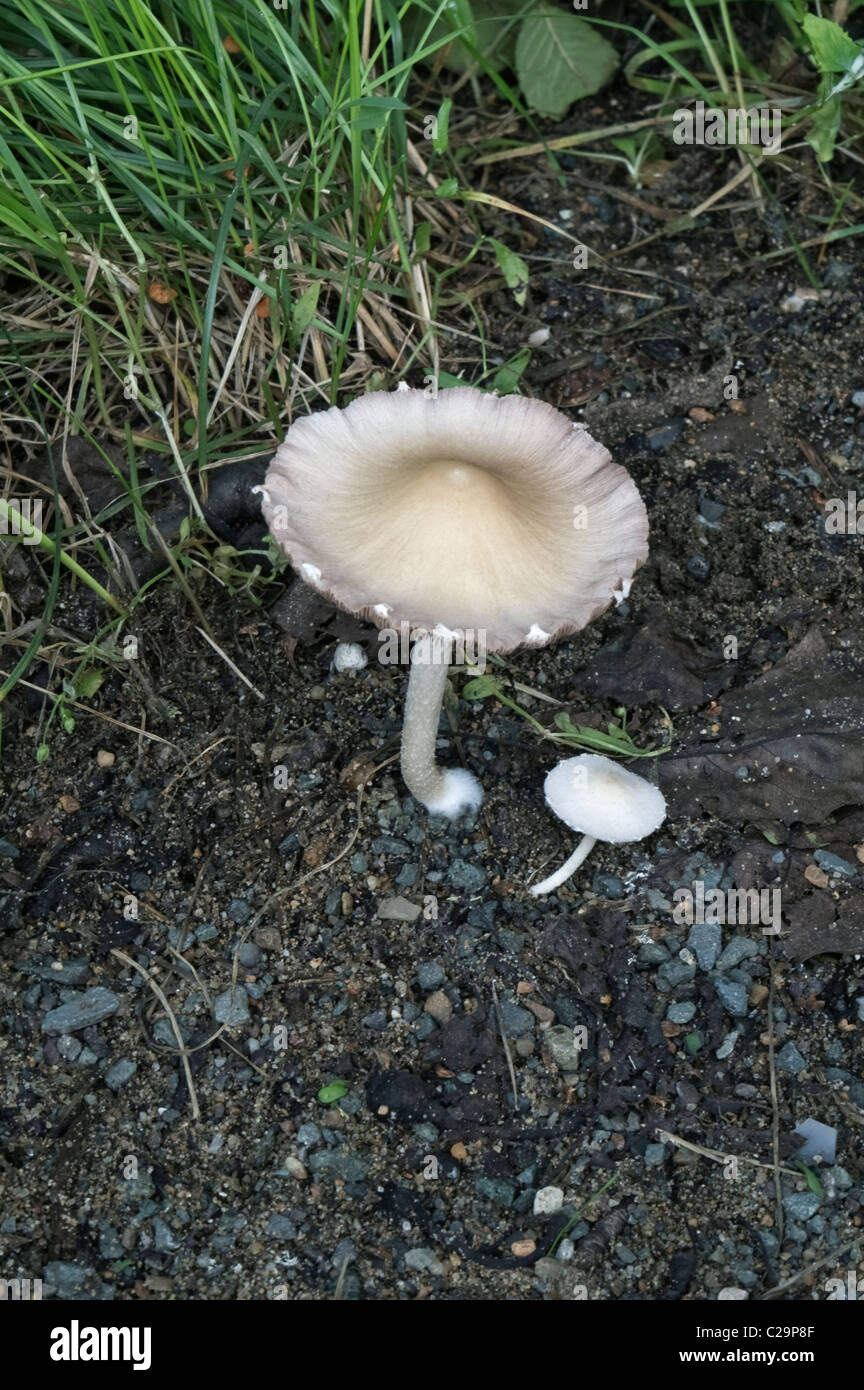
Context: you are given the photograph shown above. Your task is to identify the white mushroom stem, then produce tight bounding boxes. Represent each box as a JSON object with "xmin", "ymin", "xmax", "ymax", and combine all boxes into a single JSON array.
[
  {"xmin": 530, "ymin": 834, "xmax": 597, "ymax": 897},
  {"xmin": 401, "ymin": 632, "xmax": 484, "ymax": 818}
]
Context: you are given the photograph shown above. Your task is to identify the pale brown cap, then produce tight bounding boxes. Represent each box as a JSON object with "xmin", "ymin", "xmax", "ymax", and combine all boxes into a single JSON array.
[{"xmin": 259, "ymin": 386, "xmax": 648, "ymax": 653}]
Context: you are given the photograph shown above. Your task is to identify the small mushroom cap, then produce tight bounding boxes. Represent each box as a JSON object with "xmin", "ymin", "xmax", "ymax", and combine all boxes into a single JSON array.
[
  {"xmin": 261, "ymin": 386, "xmax": 648, "ymax": 653},
  {"xmin": 543, "ymin": 753, "xmax": 666, "ymax": 844}
]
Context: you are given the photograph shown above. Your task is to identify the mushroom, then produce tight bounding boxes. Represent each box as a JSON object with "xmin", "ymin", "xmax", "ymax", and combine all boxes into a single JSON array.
[
  {"xmin": 529, "ymin": 753, "xmax": 666, "ymax": 897},
  {"xmin": 257, "ymin": 386, "xmax": 648, "ymax": 816}
]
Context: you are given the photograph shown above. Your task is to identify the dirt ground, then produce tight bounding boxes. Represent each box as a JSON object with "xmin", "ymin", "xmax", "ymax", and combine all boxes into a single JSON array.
[{"xmin": 2, "ymin": 87, "xmax": 864, "ymax": 1302}]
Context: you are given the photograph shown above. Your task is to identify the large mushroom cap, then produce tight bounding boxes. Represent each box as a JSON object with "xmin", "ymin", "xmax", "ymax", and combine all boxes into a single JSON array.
[
  {"xmin": 544, "ymin": 753, "xmax": 666, "ymax": 844},
  {"xmin": 260, "ymin": 386, "xmax": 648, "ymax": 653}
]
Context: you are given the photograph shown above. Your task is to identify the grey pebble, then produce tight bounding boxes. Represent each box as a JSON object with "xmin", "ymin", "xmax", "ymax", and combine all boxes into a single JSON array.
[
  {"xmin": 776, "ymin": 1041, "xmax": 807, "ymax": 1075},
  {"xmin": 717, "ymin": 935, "xmax": 760, "ymax": 971},
  {"xmin": 715, "ymin": 979, "xmax": 749, "ymax": 1017},
  {"xmin": 104, "ymin": 1059, "xmax": 137, "ymax": 1091},
  {"xmin": 687, "ymin": 921, "xmax": 722, "ymax": 971},
  {"xmin": 783, "ymin": 1192, "xmax": 821, "ymax": 1221},
  {"xmin": 213, "ymin": 986, "xmax": 249, "ymax": 1026},
  {"xmin": 667, "ymin": 1002, "xmax": 697, "ymax": 1024},
  {"xmin": 42, "ymin": 987, "xmax": 120, "ymax": 1034}
]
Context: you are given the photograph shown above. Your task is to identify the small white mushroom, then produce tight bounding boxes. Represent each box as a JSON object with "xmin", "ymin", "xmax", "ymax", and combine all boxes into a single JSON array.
[
  {"xmin": 332, "ymin": 642, "xmax": 368, "ymax": 674},
  {"xmin": 530, "ymin": 753, "xmax": 666, "ymax": 897}
]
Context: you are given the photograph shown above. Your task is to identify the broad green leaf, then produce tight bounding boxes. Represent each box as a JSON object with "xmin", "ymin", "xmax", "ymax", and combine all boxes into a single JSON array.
[
  {"xmin": 75, "ymin": 668, "xmax": 105, "ymax": 699},
  {"xmin": 318, "ymin": 1080, "xmax": 349, "ymax": 1105},
  {"xmin": 489, "ymin": 238, "xmax": 529, "ymax": 307},
  {"xmin": 516, "ymin": 9, "xmax": 619, "ymax": 118},
  {"xmin": 463, "ymin": 674, "xmax": 502, "ymax": 701},
  {"xmin": 36, "ymin": 743, "xmax": 50, "ymax": 764},
  {"xmin": 802, "ymin": 15, "xmax": 863, "ymax": 74},
  {"xmin": 491, "ymin": 348, "xmax": 531, "ymax": 395},
  {"xmin": 434, "ymin": 177, "xmax": 460, "ymax": 198}
]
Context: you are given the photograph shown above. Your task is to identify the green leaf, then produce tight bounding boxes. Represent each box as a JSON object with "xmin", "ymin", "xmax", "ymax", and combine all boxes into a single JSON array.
[
  {"xmin": 806, "ymin": 88, "xmax": 842, "ymax": 161},
  {"xmin": 515, "ymin": 10, "xmax": 619, "ymax": 118},
  {"xmin": 685, "ymin": 1032, "xmax": 702, "ymax": 1055},
  {"xmin": 802, "ymin": 15, "xmax": 863, "ymax": 74},
  {"xmin": 489, "ymin": 238, "xmax": 529, "ymax": 307},
  {"xmin": 432, "ymin": 97, "xmax": 451, "ymax": 155},
  {"xmin": 434, "ymin": 177, "xmax": 460, "ymax": 199},
  {"xmin": 413, "ymin": 222, "xmax": 431, "ymax": 259},
  {"xmin": 491, "ymin": 348, "xmax": 531, "ymax": 395},
  {"xmin": 796, "ymin": 1159, "xmax": 825, "ymax": 1198},
  {"xmin": 292, "ymin": 282, "xmax": 320, "ymax": 336},
  {"xmin": 463, "ymin": 674, "xmax": 502, "ymax": 701},
  {"xmin": 36, "ymin": 742, "xmax": 50, "ymax": 764},
  {"xmin": 317, "ymin": 1080, "xmax": 349, "ymax": 1105},
  {"xmin": 75, "ymin": 668, "xmax": 105, "ymax": 699}
]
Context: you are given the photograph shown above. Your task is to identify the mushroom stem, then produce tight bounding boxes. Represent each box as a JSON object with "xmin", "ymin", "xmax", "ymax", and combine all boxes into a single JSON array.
[
  {"xmin": 401, "ymin": 632, "xmax": 484, "ymax": 818},
  {"xmin": 530, "ymin": 834, "xmax": 597, "ymax": 897}
]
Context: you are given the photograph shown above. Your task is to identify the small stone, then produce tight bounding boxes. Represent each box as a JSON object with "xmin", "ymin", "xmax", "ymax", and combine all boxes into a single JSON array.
[
  {"xmin": 282, "ymin": 1156, "xmax": 307, "ymax": 1180},
  {"xmin": 511, "ymin": 1238, "xmax": 536, "ymax": 1257},
  {"xmin": 104, "ymin": 1059, "xmax": 136, "ymax": 1090},
  {"xmin": 718, "ymin": 1287, "xmax": 749, "ymax": 1300},
  {"xmin": 236, "ymin": 942, "xmax": 261, "ymax": 968},
  {"xmin": 657, "ymin": 960, "xmax": 697, "ymax": 990},
  {"xmin": 644, "ymin": 1142, "xmax": 667, "ymax": 1166},
  {"xmin": 645, "ymin": 418, "xmax": 685, "ymax": 451},
  {"xmin": 813, "ymin": 850, "xmax": 857, "ymax": 879},
  {"xmin": 57, "ymin": 1034, "xmax": 82, "ymax": 1061},
  {"xmin": 498, "ymin": 1000, "xmax": 534, "ymax": 1037},
  {"xmin": 96, "ymin": 749, "xmax": 115, "ymax": 768},
  {"xmin": 228, "ymin": 899, "xmax": 251, "ymax": 924},
  {"xmin": 804, "ymin": 863, "xmax": 829, "ymax": 889},
  {"xmin": 533, "ymin": 1186, "xmax": 564, "ymax": 1216},
  {"xmin": 716, "ymin": 935, "xmax": 760, "ymax": 971},
  {"xmin": 686, "ymin": 553, "xmax": 711, "ymax": 581},
  {"xmin": 266, "ymin": 1214, "xmax": 297, "ymax": 1240},
  {"xmin": 686, "ymin": 921, "xmax": 722, "ymax": 971},
  {"xmin": 473, "ymin": 1176, "xmax": 515, "ymax": 1207},
  {"xmin": 42, "ymin": 987, "xmax": 120, "ymax": 1034},
  {"xmin": 776, "ymin": 1041, "xmax": 806, "ymax": 1075},
  {"xmin": 715, "ymin": 1030, "xmax": 740, "ymax": 1059},
  {"xmin": 424, "ymin": 990, "xmax": 452, "ymax": 1024},
  {"xmin": 404, "ymin": 1247, "xmax": 444, "ymax": 1275},
  {"xmin": 667, "ymin": 1001, "xmax": 696, "ymax": 1024},
  {"xmin": 782, "ymin": 1192, "xmax": 821, "ymax": 1221},
  {"xmin": 447, "ymin": 859, "xmax": 487, "ymax": 891},
  {"xmin": 377, "ymin": 896, "xmax": 421, "ymax": 923},
  {"xmin": 851, "ymin": 389, "xmax": 864, "ymax": 408},
  {"xmin": 417, "ymin": 961, "xmax": 445, "ymax": 990},
  {"xmin": 543, "ymin": 1025, "xmax": 584, "ymax": 1072},
  {"xmin": 715, "ymin": 979, "xmax": 749, "ymax": 1018},
  {"xmin": 213, "ymin": 985, "xmax": 249, "ymax": 1026}
]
